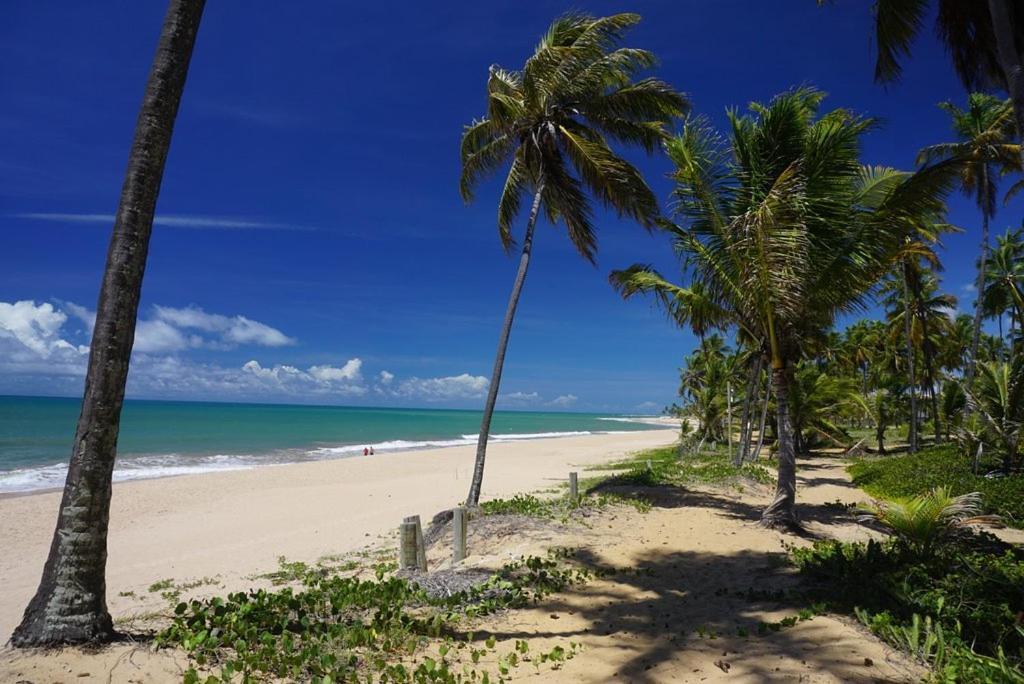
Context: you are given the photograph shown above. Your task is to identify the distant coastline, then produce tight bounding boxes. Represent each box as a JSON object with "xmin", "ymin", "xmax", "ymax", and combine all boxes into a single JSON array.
[{"xmin": 0, "ymin": 396, "xmax": 672, "ymax": 495}]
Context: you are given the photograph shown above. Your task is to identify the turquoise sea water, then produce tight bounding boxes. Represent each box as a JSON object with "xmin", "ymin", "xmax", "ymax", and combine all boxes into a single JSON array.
[{"xmin": 0, "ymin": 396, "xmax": 659, "ymax": 493}]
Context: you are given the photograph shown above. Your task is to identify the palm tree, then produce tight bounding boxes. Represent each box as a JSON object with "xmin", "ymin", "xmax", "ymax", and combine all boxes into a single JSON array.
[
  {"xmin": 881, "ymin": 267, "xmax": 957, "ymax": 446},
  {"xmin": 829, "ymin": 0, "xmax": 1024, "ymax": 169},
  {"xmin": 609, "ymin": 266, "xmax": 726, "ymax": 343},
  {"xmin": 982, "ymin": 228, "xmax": 1024, "ymax": 345},
  {"xmin": 939, "ymin": 379, "xmax": 967, "ymax": 441},
  {"xmin": 786, "ymin": 363, "xmax": 867, "ymax": 453},
  {"xmin": 613, "ymin": 89, "xmax": 952, "ymax": 527},
  {"xmin": 868, "ymin": 383, "xmax": 902, "ymax": 455},
  {"xmin": 969, "ymin": 357, "xmax": 1024, "ymax": 472},
  {"xmin": 939, "ymin": 313, "xmax": 977, "ymax": 374},
  {"xmin": 11, "ymin": 0, "xmax": 205, "ymax": 647},
  {"xmin": 459, "ymin": 13, "xmax": 687, "ymax": 507},
  {"xmin": 918, "ymin": 94, "xmax": 1019, "ymax": 391},
  {"xmin": 859, "ymin": 487, "xmax": 999, "ymax": 557},
  {"xmin": 842, "ymin": 319, "xmax": 887, "ymax": 400}
]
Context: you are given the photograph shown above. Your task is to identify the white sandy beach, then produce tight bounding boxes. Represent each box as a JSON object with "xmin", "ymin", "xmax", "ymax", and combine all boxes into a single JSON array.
[{"xmin": 0, "ymin": 428, "xmax": 677, "ymax": 640}]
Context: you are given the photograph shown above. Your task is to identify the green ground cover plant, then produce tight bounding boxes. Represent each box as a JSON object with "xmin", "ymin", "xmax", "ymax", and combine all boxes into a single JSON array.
[
  {"xmin": 588, "ymin": 444, "xmax": 773, "ymax": 487},
  {"xmin": 158, "ymin": 551, "xmax": 591, "ymax": 683},
  {"xmin": 791, "ymin": 535, "xmax": 1024, "ymax": 681},
  {"xmin": 849, "ymin": 444, "xmax": 1024, "ymax": 528}
]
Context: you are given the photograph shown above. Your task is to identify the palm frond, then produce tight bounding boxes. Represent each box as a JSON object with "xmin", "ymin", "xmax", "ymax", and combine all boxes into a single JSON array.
[{"xmin": 872, "ymin": 0, "xmax": 929, "ymax": 84}]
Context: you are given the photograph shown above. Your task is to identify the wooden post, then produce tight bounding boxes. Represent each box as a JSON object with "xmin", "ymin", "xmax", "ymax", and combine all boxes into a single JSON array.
[
  {"xmin": 399, "ymin": 521, "xmax": 418, "ymax": 570},
  {"xmin": 452, "ymin": 506, "xmax": 467, "ymax": 563},
  {"xmin": 568, "ymin": 472, "xmax": 579, "ymax": 501},
  {"xmin": 403, "ymin": 514, "xmax": 427, "ymax": 571}
]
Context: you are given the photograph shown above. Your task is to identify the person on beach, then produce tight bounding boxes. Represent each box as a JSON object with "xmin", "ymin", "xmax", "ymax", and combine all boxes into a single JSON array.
[
  {"xmin": 363, "ymin": 447, "xmax": 369, "ymax": 456},
  {"xmin": 370, "ymin": 447, "xmax": 375, "ymax": 455}
]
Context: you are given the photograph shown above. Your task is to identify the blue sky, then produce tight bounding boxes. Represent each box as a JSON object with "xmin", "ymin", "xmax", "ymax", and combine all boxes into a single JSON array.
[{"xmin": 0, "ymin": 1, "xmax": 1018, "ymax": 412}]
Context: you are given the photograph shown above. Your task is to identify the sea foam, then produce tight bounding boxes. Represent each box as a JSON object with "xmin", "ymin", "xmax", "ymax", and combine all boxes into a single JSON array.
[{"xmin": 0, "ymin": 429, "xmax": 620, "ymax": 494}]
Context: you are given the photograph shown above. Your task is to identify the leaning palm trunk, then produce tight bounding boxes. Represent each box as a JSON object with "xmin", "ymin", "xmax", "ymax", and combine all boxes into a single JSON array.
[
  {"xmin": 901, "ymin": 263, "xmax": 919, "ymax": 452},
  {"xmin": 989, "ymin": 0, "xmax": 1024, "ymax": 172},
  {"xmin": 761, "ymin": 364, "xmax": 798, "ymax": 527},
  {"xmin": 966, "ymin": 171, "xmax": 992, "ymax": 401},
  {"xmin": 921, "ymin": 327, "xmax": 942, "ymax": 444},
  {"xmin": 735, "ymin": 354, "xmax": 761, "ymax": 465},
  {"xmin": 11, "ymin": 0, "xmax": 204, "ymax": 647},
  {"xmin": 466, "ymin": 185, "xmax": 544, "ymax": 507},
  {"xmin": 750, "ymin": 373, "xmax": 771, "ymax": 462}
]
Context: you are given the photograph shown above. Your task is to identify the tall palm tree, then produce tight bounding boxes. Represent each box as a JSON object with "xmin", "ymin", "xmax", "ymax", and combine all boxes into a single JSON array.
[
  {"xmin": 881, "ymin": 267, "xmax": 957, "ymax": 445},
  {"xmin": 679, "ymin": 341, "xmax": 733, "ymax": 442},
  {"xmin": 459, "ymin": 13, "xmax": 687, "ymax": 507},
  {"xmin": 828, "ymin": 0, "xmax": 1024, "ymax": 169},
  {"xmin": 613, "ymin": 89, "xmax": 952, "ymax": 527},
  {"xmin": 11, "ymin": 0, "xmax": 206, "ymax": 646},
  {"xmin": 918, "ymin": 94, "xmax": 1018, "ymax": 391},
  {"xmin": 982, "ymin": 228, "xmax": 1024, "ymax": 344},
  {"xmin": 842, "ymin": 319, "xmax": 887, "ymax": 399}
]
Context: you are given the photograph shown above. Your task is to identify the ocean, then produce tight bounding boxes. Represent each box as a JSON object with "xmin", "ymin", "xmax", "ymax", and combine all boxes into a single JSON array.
[{"xmin": 0, "ymin": 396, "xmax": 662, "ymax": 494}]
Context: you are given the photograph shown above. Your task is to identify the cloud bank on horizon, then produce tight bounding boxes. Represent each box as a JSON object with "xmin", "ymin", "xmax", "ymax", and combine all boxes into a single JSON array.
[{"xmin": 0, "ymin": 299, "xmax": 611, "ymax": 409}]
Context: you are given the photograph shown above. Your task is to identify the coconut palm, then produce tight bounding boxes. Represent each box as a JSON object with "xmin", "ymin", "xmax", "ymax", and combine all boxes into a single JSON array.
[
  {"xmin": 613, "ymin": 89, "xmax": 953, "ymax": 527},
  {"xmin": 842, "ymin": 319, "xmax": 887, "ymax": 399},
  {"xmin": 680, "ymin": 349, "xmax": 731, "ymax": 442},
  {"xmin": 982, "ymin": 228, "xmax": 1024, "ymax": 344},
  {"xmin": 868, "ymin": 383, "xmax": 903, "ymax": 455},
  {"xmin": 939, "ymin": 313, "xmax": 976, "ymax": 373},
  {"xmin": 917, "ymin": 94, "xmax": 1019, "ymax": 390},
  {"xmin": 881, "ymin": 267, "xmax": 957, "ymax": 445},
  {"xmin": 786, "ymin": 363, "xmax": 868, "ymax": 453},
  {"xmin": 940, "ymin": 379, "xmax": 967, "ymax": 441},
  {"xmin": 859, "ymin": 487, "xmax": 1000, "ymax": 557},
  {"xmin": 828, "ymin": 0, "xmax": 1024, "ymax": 169},
  {"xmin": 12, "ymin": 0, "xmax": 206, "ymax": 646},
  {"xmin": 459, "ymin": 13, "xmax": 687, "ymax": 507},
  {"xmin": 969, "ymin": 357, "xmax": 1024, "ymax": 472},
  {"xmin": 609, "ymin": 266, "xmax": 726, "ymax": 343}
]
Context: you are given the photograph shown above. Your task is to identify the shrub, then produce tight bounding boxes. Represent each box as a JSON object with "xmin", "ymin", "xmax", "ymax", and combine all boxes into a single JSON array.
[
  {"xmin": 849, "ymin": 444, "xmax": 1024, "ymax": 527},
  {"xmin": 791, "ymin": 536, "xmax": 1024, "ymax": 679}
]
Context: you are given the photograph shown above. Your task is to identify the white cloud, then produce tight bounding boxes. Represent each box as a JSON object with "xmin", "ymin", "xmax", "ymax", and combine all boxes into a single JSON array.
[
  {"xmin": 133, "ymin": 319, "xmax": 191, "ymax": 353},
  {"xmin": 13, "ymin": 213, "xmax": 316, "ymax": 232},
  {"xmin": 64, "ymin": 302, "xmax": 294, "ymax": 351},
  {"xmin": 63, "ymin": 301, "xmax": 96, "ymax": 330},
  {"xmin": 309, "ymin": 359, "xmax": 363, "ymax": 383},
  {"xmin": 0, "ymin": 300, "xmax": 499, "ymax": 406},
  {"xmin": 0, "ymin": 302, "xmax": 89, "ymax": 380},
  {"xmin": 0, "ymin": 301, "xmax": 83, "ymax": 357},
  {"xmin": 500, "ymin": 391, "xmax": 541, "ymax": 405},
  {"xmin": 153, "ymin": 305, "xmax": 295, "ymax": 347},
  {"xmin": 963, "ymin": 282, "xmax": 977, "ymax": 293},
  {"xmin": 548, "ymin": 394, "xmax": 578, "ymax": 408},
  {"xmin": 0, "ymin": 299, "xmax": 305, "ymax": 391},
  {"xmin": 395, "ymin": 373, "xmax": 489, "ymax": 401},
  {"xmin": 635, "ymin": 401, "xmax": 661, "ymax": 413},
  {"xmin": 238, "ymin": 359, "xmax": 367, "ymax": 396}
]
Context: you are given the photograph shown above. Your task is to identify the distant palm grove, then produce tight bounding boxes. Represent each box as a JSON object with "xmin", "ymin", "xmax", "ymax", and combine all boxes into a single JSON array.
[{"xmin": 9, "ymin": 1, "xmax": 1024, "ymax": 681}]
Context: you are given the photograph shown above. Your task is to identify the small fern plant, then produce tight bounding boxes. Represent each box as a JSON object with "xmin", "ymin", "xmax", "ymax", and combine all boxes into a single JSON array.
[{"xmin": 858, "ymin": 487, "xmax": 1000, "ymax": 556}]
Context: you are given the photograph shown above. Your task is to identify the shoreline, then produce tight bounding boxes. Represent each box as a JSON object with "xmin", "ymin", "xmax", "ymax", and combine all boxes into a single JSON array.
[
  {"xmin": 0, "ymin": 423, "xmax": 677, "ymax": 500},
  {"xmin": 0, "ymin": 428, "xmax": 678, "ymax": 639},
  {"xmin": 0, "ymin": 416, "xmax": 680, "ymax": 498}
]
